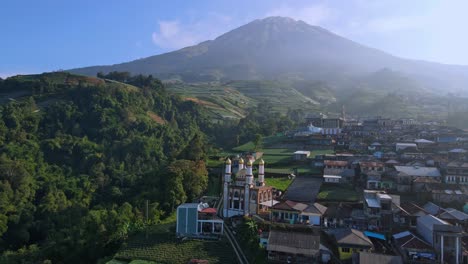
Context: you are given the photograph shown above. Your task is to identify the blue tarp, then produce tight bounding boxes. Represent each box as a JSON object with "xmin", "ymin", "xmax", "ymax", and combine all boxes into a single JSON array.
[{"xmin": 364, "ymin": 231, "xmax": 386, "ymax": 241}]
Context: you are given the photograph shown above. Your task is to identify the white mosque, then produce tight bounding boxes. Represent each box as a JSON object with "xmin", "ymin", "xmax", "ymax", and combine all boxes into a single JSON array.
[{"xmin": 223, "ymin": 158, "xmax": 275, "ymax": 218}]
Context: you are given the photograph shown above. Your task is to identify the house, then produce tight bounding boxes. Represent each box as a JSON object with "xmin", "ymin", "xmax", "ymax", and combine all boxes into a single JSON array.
[
  {"xmin": 324, "ymin": 160, "xmax": 350, "ymax": 169},
  {"xmin": 394, "ymin": 203, "xmax": 427, "ymax": 228},
  {"xmin": 360, "ymin": 161, "xmax": 385, "ymax": 173},
  {"xmin": 448, "ymin": 148, "xmax": 467, "ymax": 160},
  {"xmin": 271, "ymin": 200, "xmax": 308, "ymax": 224},
  {"xmin": 423, "ymin": 202, "xmax": 445, "ymax": 216},
  {"xmin": 306, "ymin": 113, "xmax": 345, "ymax": 129},
  {"xmin": 303, "ymin": 203, "xmax": 328, "ymax": 226},
  {"xmin": 392, "ymin": 231, "xmax": 435, "ymax": 263},
  {"xmin": 438, "ymin": 208, "xmax": 468, "ymax": 226},
  {"xmin": 333, "ymin": 228, "xmax": 374, "ymax": 261},
  {"xmin": 324, "ymin": 203, "xmax": 354, "ymax": 228},
  {"xmin": 445, "ymin": 161, "xmax": 468, "ymax": 185},
  {"xmin": 393, "ymin": 166, "xmax": 441, "ymax": 192},
  {"xmin": 415, "ymin": 138, "xmax": 435, "ymax": 147},
  {"xmin": 423, "ymin": 202, "xmax": 468, "ymax": 227},
  {"xmin": 271, "ymin": 200, "xmax": 327, "ymax": 226},
  {"xmin": 324, "ymin": 160, "xmax": 355, "ymax": 183},
  {"xmin": 359, "ymin": 161, "xmax": 385, "ymax": 189},
  {"xmin": 368, "ymin": 142, "xmax": 382, "ymax": 151},
  {"xmin": 323, "ymin": 168, "xmax": 356, "ymax": 183},
  {"xmin": 396, "ymin": 143, "xmax": 418, "ymax": 152},
  {"xmin": 412, "ymin": 177, "xmax": 439, "ymax": 192},
  {"xmin": 293, "ymin": 150, "xmax": 310, "ymax": 161},
  {"xmin": 358, "ymin": 252, "xmax": 403, "ymax": 264},
  {"xmin": 436, "ymin": 135, "xmax": 458, "ymax": 143},
  {"xmin": 176, "ymin": 203, "xmax": 224, "ymax": 238},
  {"xmin": 363, "ymin": 190, "xmax": 393, "ymax": 231},
  {"xmin": 417, "ymin": 215, "xmax": 464, "ymax": 264},
  {"xmin": 323, "ymin": 174, "xmax": 342, "ymax": 183},
  {"xmin": 431, "ymin": 188, "xmax": 467, "ymax": 203},
  {"xmin": 267, "ymin": 230, "xmax": 320, "ymax": 263}
]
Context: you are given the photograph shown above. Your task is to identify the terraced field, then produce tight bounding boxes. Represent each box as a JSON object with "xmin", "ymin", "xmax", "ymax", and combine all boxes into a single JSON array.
[
  {"xmin": 112, "ymin": 223, "xmax": 236, "ymax": 264},
  {"xmin": 165, "ymin": 80, "xmax": 321, "ymax": 120}
]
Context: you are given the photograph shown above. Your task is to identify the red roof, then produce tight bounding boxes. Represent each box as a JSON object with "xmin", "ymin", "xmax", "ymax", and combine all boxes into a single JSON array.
[{"xmin": 201, "ymin": 208, "xmax": 217, "ymax": 214}]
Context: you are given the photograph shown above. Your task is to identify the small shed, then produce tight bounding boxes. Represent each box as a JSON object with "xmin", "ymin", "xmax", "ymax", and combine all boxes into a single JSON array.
[{"xmin": 293, "ymin": 151, "xmax": 311, "ymax": 161}]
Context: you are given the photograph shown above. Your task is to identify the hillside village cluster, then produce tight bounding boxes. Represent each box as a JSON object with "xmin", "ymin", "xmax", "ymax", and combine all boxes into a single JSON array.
[{"xmin": 176, "ymin": 113, "xmax": 468, "ymax": 264}]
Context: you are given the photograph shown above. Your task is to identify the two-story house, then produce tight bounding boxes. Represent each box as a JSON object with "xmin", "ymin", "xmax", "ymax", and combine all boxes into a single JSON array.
[{"xmin": 445, "ymin": 161, "xmax": 468, "ymax": 185}]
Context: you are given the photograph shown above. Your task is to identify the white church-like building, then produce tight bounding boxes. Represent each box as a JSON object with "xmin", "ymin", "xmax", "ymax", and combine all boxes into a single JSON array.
[{"xmin": 223, "ymin": 158, "xmax": 276, "ymax": 218}]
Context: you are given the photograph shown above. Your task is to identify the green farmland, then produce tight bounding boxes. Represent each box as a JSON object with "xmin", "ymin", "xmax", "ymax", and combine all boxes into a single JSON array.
[
  {"xmin": 317, "ymin": 183, "xmax": 360, "ymax": 202},
  {"xmin": 111, "ymin": 223, "xmax": 236, "ymax": 264}
]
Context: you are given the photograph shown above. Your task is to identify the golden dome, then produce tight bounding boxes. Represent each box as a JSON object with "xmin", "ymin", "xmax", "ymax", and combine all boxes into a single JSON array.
[
  {"xmin": 247, "ymin": 159, "xmax": 253, "ymax": 166},
  {"xmin": 259, "ymin": 159, "xmax": 265, "ymax": 165},
  {"xmin": 239, "ymin": 158, "xmax": 244, "ymax": 164},
  {"xmin": 226, "ymin": 158, "xmax": 231, "ymax": 165}
]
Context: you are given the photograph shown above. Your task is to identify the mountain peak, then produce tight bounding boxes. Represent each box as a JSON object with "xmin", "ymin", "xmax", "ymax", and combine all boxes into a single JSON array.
[
  {"xmin": 69, "ymin": 17, "xmax": 468, "ymax": 91},
  {"xmin": 257, "ymin": 16, "xmax": 299, "ymax": 24}
]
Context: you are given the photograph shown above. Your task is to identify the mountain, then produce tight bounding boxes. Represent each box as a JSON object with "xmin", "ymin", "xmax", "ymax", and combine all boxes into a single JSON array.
[{"xmin": 70, "ymin": 16, "xmax": 468, "ymax": 93}]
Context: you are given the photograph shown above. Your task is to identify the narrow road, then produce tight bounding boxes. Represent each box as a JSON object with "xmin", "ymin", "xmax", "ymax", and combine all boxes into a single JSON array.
[
  {"xmin": 216, "ymin": 194, "xmax": 249, "ymax": 264},
  {"xmin": 225, "ymin": 225, "xmax": 249, "ymax": 264}
]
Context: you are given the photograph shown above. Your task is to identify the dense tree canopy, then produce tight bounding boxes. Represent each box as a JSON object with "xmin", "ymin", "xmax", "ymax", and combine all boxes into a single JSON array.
[
  {"xmin": 0, "ymin": 73, "xmax": 212, "ymax": 263},
  {"xmin": 0, "ymin": 72, "xmax": 301, "ymax": 263}
]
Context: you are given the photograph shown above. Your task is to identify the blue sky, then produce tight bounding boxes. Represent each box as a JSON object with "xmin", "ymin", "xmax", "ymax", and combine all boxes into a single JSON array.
[{"xmin": 2, "ymin": 0, "xmax": 468, "ymax": 78}]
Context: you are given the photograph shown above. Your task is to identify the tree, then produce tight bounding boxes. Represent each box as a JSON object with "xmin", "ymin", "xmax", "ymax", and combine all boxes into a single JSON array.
[{"xmin": 253, "ymin": 134, "xmax": 263, "ymax": 151}]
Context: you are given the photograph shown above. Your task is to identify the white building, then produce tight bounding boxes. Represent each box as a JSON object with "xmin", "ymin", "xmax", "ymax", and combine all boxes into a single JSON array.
[{"xmin": 223, "ymin": 158, "xmax": 274, "ymax": 218}]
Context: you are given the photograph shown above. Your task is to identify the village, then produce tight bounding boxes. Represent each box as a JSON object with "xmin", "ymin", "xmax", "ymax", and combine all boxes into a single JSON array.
[{"xmin": 176, "ymin": 113, "xmax": 468, "ymax": 264}]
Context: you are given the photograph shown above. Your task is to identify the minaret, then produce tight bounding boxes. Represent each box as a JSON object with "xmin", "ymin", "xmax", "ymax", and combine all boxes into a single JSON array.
[
  {"xmin": 244, "ymin": 159, "xmax": 253, "ymax": 216},
  {"xmin": 238, "ymin": 158, "xmax": 244, "ymax": 170},
  {"xmin": 341, "ymin": 105, "xmax": 346, "ymax": 121},
  {"xmin": 223, "ymin": 158, "xmax": 231, "ymax": 218},
  {"xmin": 258, "ymin": 159, "xmax": 265, "ymax": 186}
]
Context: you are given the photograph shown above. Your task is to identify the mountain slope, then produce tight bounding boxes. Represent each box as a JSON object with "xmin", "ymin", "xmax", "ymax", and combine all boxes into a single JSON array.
[{"xmin": 70, "ymin": 16, "xmax": 468, "ymax": 92}]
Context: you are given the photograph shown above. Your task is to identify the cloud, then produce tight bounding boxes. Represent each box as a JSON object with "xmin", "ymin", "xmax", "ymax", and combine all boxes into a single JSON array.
[
  {"xmin": 151, "ymin": 14, "xmax": 239, "ymax": 50},
  {"xmin": 152, "ymin": 21, "xmax": 201, "ymax": 50},
  {"xmin": 265, "ymin": 4, "xmax": 333, "ymax": 25}
]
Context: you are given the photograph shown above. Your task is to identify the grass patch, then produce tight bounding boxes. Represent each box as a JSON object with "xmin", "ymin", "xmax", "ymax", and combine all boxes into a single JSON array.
[
  {"xmin": 317, "ymin": 183, "xmax": 360, "ymax": 202},
  {"xmin": 265, "ymin": 177, "xmax": 293, "ymax": 192},
  {"xmin": 106, "ymin": 260, "xmax": 128, "ymax": 264},
  {"xmin": 129, "ymin": 261, "xmax": 158, "ymax": 264},
  {"xmin": 114, "ymin": 223, "xmax": 236, "ymax": 264},
  {"xmin": 206, "ymin": 173, "xmax": 221, "ymax": 196}
]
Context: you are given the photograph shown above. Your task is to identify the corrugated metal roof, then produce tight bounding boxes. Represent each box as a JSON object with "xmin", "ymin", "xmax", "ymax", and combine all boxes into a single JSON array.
[
  {"xmin": 417, "ymin": 215, "xmax": 449, "ymax": 229},
  {"xmin": 294, "ymin": 150, "xmax": 310, "ymax": 155},
  {"xmin": 267, "ymin": 230, "xmax": 320, "ymax": 255},
  {"xmin": 394, "ymin": 166, "xmax": 441, "ymax": 177},
  {"xmin": 364, "ymin": 231, "xmax": 386, "ymax": 240},
  {"xmin": 334, "ymin": 228, "xmax": 373, "ymax": 247},
  {"xmin": 393, "ymin": 231, "xmax": 411, "ymax": 240},
  {"xmin": 359, "ymin": 252, "xmax": 403, "ymax": 264}
]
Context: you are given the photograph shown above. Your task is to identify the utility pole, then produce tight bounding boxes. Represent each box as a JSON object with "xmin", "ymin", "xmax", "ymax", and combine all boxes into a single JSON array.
[{"xmin": 145, "ymin": 199, "xmax": 149, "ymax": 239}]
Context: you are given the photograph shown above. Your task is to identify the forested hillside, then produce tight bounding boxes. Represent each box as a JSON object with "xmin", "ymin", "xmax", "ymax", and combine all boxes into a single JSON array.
[
  {"xmin": 0, "ymin": 72, "xmax": 216, "ymax": 263},
  {"xmin": 0, "ymin": 72, "xmax": 301, "ymax": 263}
]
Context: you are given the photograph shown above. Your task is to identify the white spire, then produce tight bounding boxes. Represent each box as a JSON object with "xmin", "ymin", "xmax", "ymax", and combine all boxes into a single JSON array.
[
  {"xmin": 246, "ymin": 159, "xmax": 253, "ymax": 185},
  {"xmin": 258, "ymin": 159, "xmax": 265, "ymax": 186}
]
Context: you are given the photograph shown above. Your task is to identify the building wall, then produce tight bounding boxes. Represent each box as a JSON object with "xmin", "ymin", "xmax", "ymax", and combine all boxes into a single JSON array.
[
  {"xmin": 310, "ymin": 215, "xmax": 321, "ymax": 225},
  {"xmin": 416, "ymin": 220, "xmax": 433, "ymax": 246},
  {"xmin": 177, "ymin": 207, "xmax": 198, "ymax": 236},
  {"xmin": 187, "ymin": 208, "xmax": 198, "ymax": 234},
  {"xmin": 338, "ymin": 246, "xmax": 369, "ymax": 260}
]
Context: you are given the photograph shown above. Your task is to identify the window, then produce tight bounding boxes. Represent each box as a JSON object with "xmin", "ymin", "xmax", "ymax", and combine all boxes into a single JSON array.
[{"xmin": 341, "ymin": 248, "xmax": 350, "ymax": 253}]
